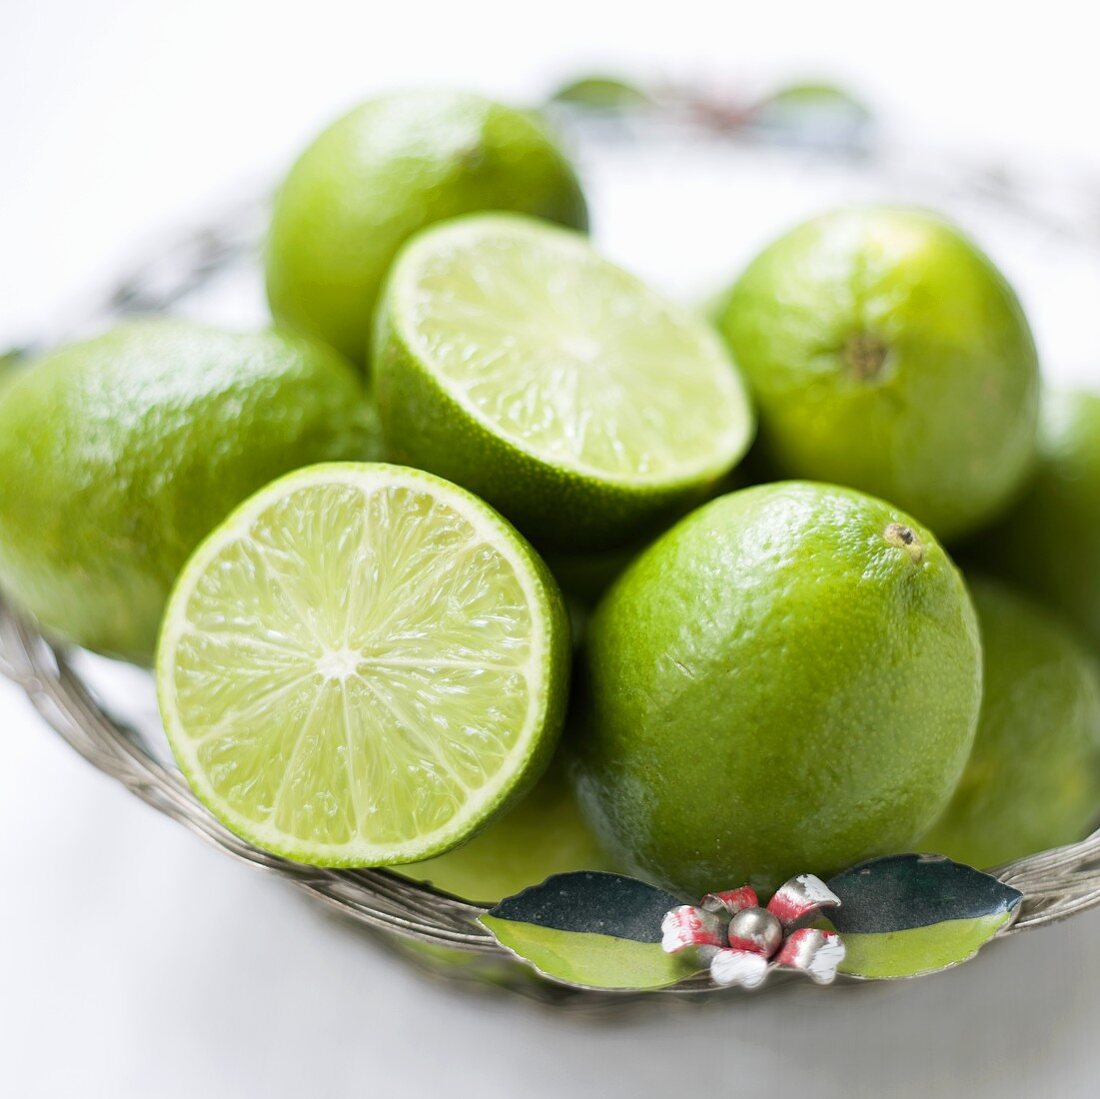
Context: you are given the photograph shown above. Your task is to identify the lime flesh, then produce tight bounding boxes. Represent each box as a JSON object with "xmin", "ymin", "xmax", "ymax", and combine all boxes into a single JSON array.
[
  {"xmin": 375, "ymin": 214, "xmax": 754, "ymax": 550},
  {"xmin": 157, "ymin": 463, "xmax": 570, "ymax": 866}
]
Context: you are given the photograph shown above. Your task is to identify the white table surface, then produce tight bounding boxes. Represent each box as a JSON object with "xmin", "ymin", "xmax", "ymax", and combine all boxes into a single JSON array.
[{"xmin": 3, "ymin": 3, "xmax": 1100, "ymax": 1095}]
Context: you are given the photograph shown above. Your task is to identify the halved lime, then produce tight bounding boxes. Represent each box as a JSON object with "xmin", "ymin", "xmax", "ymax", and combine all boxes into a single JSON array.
[
  {"xmin": 156, "ymin": 462, "xmax": 570, "ymax": 866},
  {"xmin": 373, "ymin": 214, "xmax": 755, "ymax": 550}
]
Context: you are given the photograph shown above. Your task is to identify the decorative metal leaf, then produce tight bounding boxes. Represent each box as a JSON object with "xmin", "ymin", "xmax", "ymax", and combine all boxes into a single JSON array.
[
  {"xmin": 479, "ymin": 871, "xmax": 698, "ymax": 990},
  {"xmin": 827, "ymin": 854, "xmax": 1023, "ymax": 979}
]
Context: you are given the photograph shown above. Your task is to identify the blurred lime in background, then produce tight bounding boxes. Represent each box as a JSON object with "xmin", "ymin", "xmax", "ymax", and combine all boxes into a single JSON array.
[
  {"xmin": 921, "ymin": 577, "xmax": 1100, "ymax": 868},
  {"xmin": 548, "ymin": 75, "xmax": 653, "ymax": 111},
  {"xmin": 970, "ymin": 389, "xmax": 1100, "ymax": 651},
  {"xmin": 750, "ymin": 80, "xmax": 873, "ymax": 147}
]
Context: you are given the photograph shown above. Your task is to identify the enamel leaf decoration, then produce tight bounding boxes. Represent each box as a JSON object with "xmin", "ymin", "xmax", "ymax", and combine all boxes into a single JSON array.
[
  {"xmin": 479, "ymin": 872, "xmax": 699, "ymax": 990},
  {"xmin": 826, "ymin": 854, "xmax": 1023, "ymax": 979},
  {"xmin": 479, "ymin": 856, "xmax": 1022, "ymax": 992}
]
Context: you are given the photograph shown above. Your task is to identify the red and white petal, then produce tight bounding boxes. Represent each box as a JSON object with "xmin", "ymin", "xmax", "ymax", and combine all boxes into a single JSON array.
[
  {"xmin": 766, "ymin": 874, "xmax": 841, "ymax": 927},
  {"xmin": 709, "ymin": 948, "xmax": 771, "ymax": 989},
  {"xmin": 700, "ymin": 885, "xmax": 758, "ymax": 916},
  {"xmin": 774, "ymin": 928, "xmax": 846, "ymax": 985},
  {"xmin": 661, "ymin": 905, "xmax": 725, "ymax": 954}
]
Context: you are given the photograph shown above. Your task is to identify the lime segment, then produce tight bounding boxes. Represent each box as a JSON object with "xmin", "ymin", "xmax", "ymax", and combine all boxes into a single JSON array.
[
  {"xmin": 402, "ymin": 217, "xmax": 743, "ymax": 480},
  {"xmin": 376, "ymin": 214, "xmax": 754, "ymax": 548},
  {"xmin": 157, "ymin": 463, "xmax": 569, "ymax": 866}
]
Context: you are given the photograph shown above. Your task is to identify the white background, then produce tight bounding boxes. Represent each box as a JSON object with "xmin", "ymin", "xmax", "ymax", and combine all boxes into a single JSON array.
[{"xmin": 3, "ymin": 2, "xmax": 1100, "ymax": 1095}]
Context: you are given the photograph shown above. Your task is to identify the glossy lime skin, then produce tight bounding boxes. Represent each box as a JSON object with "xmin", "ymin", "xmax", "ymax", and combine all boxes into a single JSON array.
[
  {"xmin": 714, "ymin": 207, "xmax": 1040, "ymax": 541},
  {"xmin": 973, "ymin": 390, "xmax": 1100, "ymax": 651},
  {"xmin": 576, "ymin": 481, "xmax": 982, "ymax": 895},
  {"xmin": 265, "ymin": 91, "xmax": 588, "ymax": 365},
  {"xmin": 0, "ymin": 319, "xmax": 377, "ymax": 663},
  {"xmin": 922, "ymin": 578, "xmax": 1100, "ymax": 868}
]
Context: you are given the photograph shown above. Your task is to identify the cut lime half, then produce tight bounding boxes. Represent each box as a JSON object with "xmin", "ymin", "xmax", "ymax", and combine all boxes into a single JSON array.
[
  {"xmin": 374, "ymin": 214, "xmax": 755, "ymax": 549},
  {"xmin": 156, "ymin": 462, "xmax": 570, "ymax": 866}
]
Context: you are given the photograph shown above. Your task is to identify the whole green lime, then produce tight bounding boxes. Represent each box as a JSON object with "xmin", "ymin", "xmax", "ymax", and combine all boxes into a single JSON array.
[
  {"xmin": 713, "ymin": 207, "xmax": 1040, "ymax": 540},
  {"xmin": 265, "ymin": 90, "xmax": 588, "ymax": 365},
  {"xmin": 972, "ymin": 389, "xmax": 1100, "ymax": 651},
  {"xmin": 576, "ymin": 481, "xmax": 982, "ymax": 895},
  {"xmin": 0, "ymin": 318, "xmax": 377, "ymax": 663},
  {"xmin": 399, "ymin": 763, "xmax": 615, "ymax": 904},
  {"xmin": 921, "ymin": 577, "xmax": 1100, "ymax": 868}
]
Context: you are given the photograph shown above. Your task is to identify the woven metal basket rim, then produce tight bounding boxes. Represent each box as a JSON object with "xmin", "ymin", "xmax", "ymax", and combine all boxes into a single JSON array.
[{"xmin": 4, "ymin": 100, "xmax": 1100, "ymax": 1003}]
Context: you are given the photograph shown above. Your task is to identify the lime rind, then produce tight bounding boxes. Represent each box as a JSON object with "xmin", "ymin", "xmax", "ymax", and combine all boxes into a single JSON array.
[
  {"xmin": 157, "ymin": 462, "xmax": 568, "ymax": 867},
  {"xmin": 385, "ymin": 214, "xmax": 754, "ymax": 490}
]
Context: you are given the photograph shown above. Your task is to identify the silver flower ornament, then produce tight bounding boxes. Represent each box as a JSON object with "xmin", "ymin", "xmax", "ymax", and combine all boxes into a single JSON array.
[{"xmin": 661, "ymin": 874, "xmax": 846, "ymax": 989}]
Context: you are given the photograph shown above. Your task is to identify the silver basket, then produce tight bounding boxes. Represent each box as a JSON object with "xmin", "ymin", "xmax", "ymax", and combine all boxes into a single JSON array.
[{"xmin": 4, "ymin": 92, "xmax": 1100, "ymax": 1007}]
